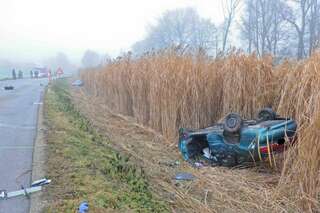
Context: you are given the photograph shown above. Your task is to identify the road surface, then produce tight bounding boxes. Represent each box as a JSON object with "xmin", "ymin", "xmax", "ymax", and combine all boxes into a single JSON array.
[{"xmin": 0, "ymin": 78, "xmax": 48, "ymax": 213}]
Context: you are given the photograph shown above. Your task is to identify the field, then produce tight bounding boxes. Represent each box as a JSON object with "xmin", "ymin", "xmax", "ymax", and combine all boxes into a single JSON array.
[{"xmin": 77, "ymin": 50, "xmax": 320, "ymax": 212}]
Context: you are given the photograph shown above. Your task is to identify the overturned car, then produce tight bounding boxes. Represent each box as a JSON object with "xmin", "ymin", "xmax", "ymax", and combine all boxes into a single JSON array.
[{"xmin": 178, "ymin": 108, "xmax": 297, "ymax": 167}]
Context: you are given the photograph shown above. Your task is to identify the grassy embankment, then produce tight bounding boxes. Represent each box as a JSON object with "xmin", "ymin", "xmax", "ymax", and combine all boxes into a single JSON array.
[{"xmin": 43, "ymin": 79, "xmax": 168, "ymax": 212}]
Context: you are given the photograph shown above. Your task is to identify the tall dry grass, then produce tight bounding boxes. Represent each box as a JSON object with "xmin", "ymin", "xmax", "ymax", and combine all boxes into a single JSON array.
[
  {"xmin": 81, "ymin": 51, "xmax": 275, "ymax": 139},
  {"xmin": 276, "ymin": 55, "xmax": 320, "ymax": 211},
  {"xmin": 80, "ymin": 50, "xmax": 320, "ymax": 211}
]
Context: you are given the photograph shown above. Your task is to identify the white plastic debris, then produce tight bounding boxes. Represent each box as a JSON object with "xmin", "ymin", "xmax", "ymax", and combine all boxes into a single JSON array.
[
  {"xmin": 72, "ymin": 80, "xmax": 84, "ymax": 87},
  {"xmin": 203, "ymin": 147, "xmax": 213, "ymax": 159},
  {"xmin": 175, "ymin": 172, "xmax": 195, "ymax": 181},
  {"xmin": 194, "ymin": 162, "xmax": 204, "ymax": 168}
]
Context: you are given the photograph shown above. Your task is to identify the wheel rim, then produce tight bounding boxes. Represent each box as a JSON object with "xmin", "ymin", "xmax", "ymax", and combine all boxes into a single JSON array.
[
  {"xmin": 227, "ymin": 117, "xmax": 237, "ymax": 128},
  {"xmin": 259, "ymin": 112, "xmax": 271, "ymax": 120}
]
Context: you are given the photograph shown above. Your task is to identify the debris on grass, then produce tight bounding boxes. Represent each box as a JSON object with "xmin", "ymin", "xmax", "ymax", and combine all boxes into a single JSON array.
[
  {"xmin": 78, "ymin": 201, "xmax": 89, "ymax": 213},
  {"xmin": 72, "ymin": 80, "xmax": 84, "ymax": 87},
  {"xmin": 193, "ymin": 162, "xmax": 204, "ymax": 168},
  {"xmin": 4, "ymin": 86, "xmax": 14, "ymax": 90},
  {"xmin": 174, "ymin": 172, "xmax": 195, "ymax": 181}
]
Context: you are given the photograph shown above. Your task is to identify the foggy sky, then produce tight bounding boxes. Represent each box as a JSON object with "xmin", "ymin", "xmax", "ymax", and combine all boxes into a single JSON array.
[{"xmin": 0, "ymin": 0, "xmax": 225, "ymax": 64}]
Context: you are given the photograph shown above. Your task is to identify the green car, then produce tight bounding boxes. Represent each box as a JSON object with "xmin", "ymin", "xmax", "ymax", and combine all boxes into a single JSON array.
[{"xmin": 178, "ymin": 108, "xmax": 297, "ymax": 167}]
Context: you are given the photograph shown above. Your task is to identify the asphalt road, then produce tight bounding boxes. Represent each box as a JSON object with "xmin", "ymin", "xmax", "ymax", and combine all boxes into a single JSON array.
[{"xmin": 0, "ymin": 78, "xmax": 48, "ymax": 213}]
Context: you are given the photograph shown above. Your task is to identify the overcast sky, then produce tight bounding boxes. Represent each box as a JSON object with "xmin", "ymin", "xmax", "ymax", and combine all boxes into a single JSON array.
[{"xmin": 0, "ymin": 0, "xmax": 226, "ymax": 63}]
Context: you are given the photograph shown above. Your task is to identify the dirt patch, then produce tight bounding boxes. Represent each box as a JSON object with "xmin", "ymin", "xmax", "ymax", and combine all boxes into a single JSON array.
[{"xmin": 71, "ymin": 86, "xmax": 298, "ymax": 212}]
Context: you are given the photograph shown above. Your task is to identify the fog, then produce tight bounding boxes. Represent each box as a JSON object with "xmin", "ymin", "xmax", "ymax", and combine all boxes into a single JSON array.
[
  {"xmin": 2, "ymin": 0, "xmax": 316, "ymax": 77},
  {"xmin": 0, "ymin": 0, "xmax": 224, "ymax": 74}
]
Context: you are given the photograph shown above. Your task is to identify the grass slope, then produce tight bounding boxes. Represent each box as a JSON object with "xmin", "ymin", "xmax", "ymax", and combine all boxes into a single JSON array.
[{"xmin": 44, "ymin": 79, "xmax": 168, "ymax": 212}]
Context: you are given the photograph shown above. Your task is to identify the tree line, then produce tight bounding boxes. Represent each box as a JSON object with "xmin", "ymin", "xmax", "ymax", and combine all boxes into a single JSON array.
[{"xmin": 132, "ymin": 0, "xmax": 320, "ymax": 60}]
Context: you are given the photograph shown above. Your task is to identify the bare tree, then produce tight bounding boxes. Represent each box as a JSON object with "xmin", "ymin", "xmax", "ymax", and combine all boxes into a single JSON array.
[
  {"xmin": 282, "ymin": 0, "xmax": 312, "ymax": 58},
  {"xmin": 132, "ymin": 8, "xmax": 218, "ymax": 55},
  {"xmin": 308, "ymin": 0, "xmax": 320, "ymax": 55},
  {"xmin": 241, "ymin": 0, "xmax": 254, "ymax": 53},
  {"xmin": 44, "ymin": 52, "xmax": 76, "ymax": 74},
  {"xmin": 101, "ymin": 53, "xmax": 112, "ymax": 66},
  {"xmin": 241, "ymin": 0, "xmax": 291, "ymax": 58},
  {"xmin": 221, "ymin": 0, "xmax": 241, "ymax": 52},
  {"xmin": 81, "ymin": 50, "xmax": 102, "ymax": 68}
]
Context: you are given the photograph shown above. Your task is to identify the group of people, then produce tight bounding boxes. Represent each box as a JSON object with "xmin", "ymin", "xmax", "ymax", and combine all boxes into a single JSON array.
[
  {"xmin": 29, "ymin": 70, "xmax": 39, "ymax": 78},
  {"xmin": 11, "ymin": 67, "xmax": 64, "ymax": 80},
  {"xmin": 12, "ymin": 69, "xmax": 39, "ymax": 79},
  {"xmin": 11, "ymin": 69, "xmax": 24, "ymax": 79}
]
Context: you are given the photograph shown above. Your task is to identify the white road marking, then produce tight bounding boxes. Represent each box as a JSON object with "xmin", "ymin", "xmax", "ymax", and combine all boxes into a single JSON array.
[{"xmin": 0, "ymin": 122, "xmax": 36, "ymax": 130}]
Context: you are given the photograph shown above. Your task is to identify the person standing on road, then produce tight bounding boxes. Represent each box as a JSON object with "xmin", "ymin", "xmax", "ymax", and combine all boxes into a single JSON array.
[
  {"xmin": 12, "ymin": 69, "xmax": 16, "ymax": 80},
  {"xmin": 48, "ymin": 69, "xmax": 52, "ymax": 81},
  {"xmin": 34, "ymin": 70, "xmax": 39, "ymax": 78},
  {"xmin": 18, "ymin": 70, "xmax": 23, "ymax": 79},
  {"xmin": 30, "ymin": 70, "xmax": 34, "ymax": 78}
]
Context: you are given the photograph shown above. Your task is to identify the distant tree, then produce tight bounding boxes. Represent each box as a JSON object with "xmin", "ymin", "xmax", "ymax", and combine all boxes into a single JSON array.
[
  {"xmin": 308, "ymin": 0, "xmax": 320, "ymax": 55},
  {"xmin": 221, "ymin": 0, "xmax": 241, "ymax": 53},
  {"xmin": 132, "ymin": 8, "xmax": 218, "ymax": 55},
  {"xmin": 281, "ymin": 0, "xmax": 312, "ymax": 59},
  {"xmin": 101, "ymin": 53, "xmax": 112, "ymax": 66},
  {"xmin": 241, "ymin": 0, "xmax": 290, "ymax": 58},
  {"xmin": 240, "ymin": 0, "xmax": 320, "ymax": 59},
  {"xmin": 44, "ymin": 52, "xmax": 75, "ymax": 74},
  {"xmin": 81, "ymin": 50, "xmax": 101, "ymax": 68},
  {"xmin": 191, "ymin": 19, "xmax": 218, "ymax": 53},
  {"xmin": 55, "ymin": 52, "xmax": 71, "ymax": 69}
]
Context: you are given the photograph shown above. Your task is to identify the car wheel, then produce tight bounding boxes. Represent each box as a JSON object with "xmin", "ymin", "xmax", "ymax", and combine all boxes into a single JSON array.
[
  {"xmin": 223, "ymin": 113, "xmax": 242, "ymax": 134},
  {"xmin": 257, "ymin": 108, "xmax": 276, "ymax": 121}
]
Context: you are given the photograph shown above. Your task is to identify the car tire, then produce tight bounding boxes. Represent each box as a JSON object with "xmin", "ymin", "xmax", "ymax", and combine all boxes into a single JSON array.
[
  {"xmin": 257, "ymin": 108, "xmax": 276, "ymax": 121},
  {"xmin": 223, "ymin": 113, "xmax": 242, "ymax": 134}
]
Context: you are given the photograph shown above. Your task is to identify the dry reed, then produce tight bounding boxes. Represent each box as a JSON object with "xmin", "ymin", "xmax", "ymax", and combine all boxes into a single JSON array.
[
  {"xmin": 276, "ymin": 54, "xmax": 320, "ymax": 211},
  {"xmin": 81, "ymin": 50, "xmax": 275, "ymax": 139}
]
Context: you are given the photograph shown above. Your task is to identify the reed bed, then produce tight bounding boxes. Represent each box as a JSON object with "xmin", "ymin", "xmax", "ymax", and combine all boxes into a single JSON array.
[
  {"xmin": 81, "ymin": 51, "xmax": 275, "ymax": 139},
  {"xmin": 80, "ymin": 50, "xmax": 320, "ymax": 211},
  {"xmin": 276, "ymin": 54, "xmax": 320, "ymax": 211}
]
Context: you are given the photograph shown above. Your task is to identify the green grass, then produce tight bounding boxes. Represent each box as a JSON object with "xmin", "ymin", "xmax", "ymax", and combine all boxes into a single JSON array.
[{"xmin": 44, "ymin": 79, "xmax": 169, "ymax": 212}]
